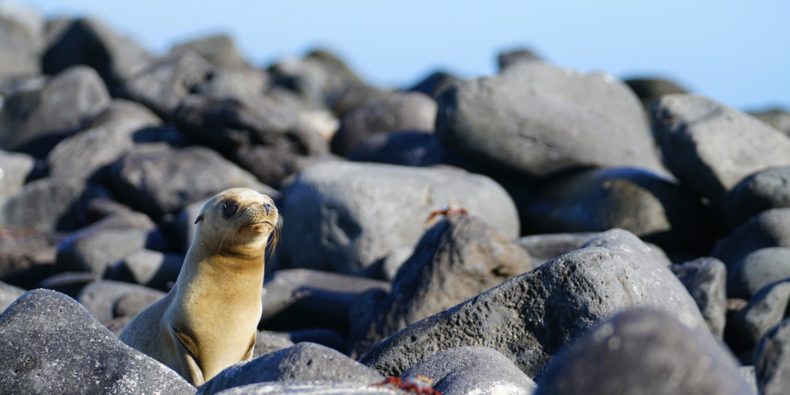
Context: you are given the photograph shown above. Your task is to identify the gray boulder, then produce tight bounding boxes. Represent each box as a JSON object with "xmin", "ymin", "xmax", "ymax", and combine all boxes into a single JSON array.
[
  {"xmin": 361, "ymin": 229, "xmax": 705, "ymax": 377},
  {"xmin": 524, "ymin": 167, "xmax": 716, "ymax": 254},
  {"xmin": 214, "ymin": 382, "xmax": 401, "ymax": 395},
  {"xmin": 0, "ymin": 230, "xmax": 58, "ymax": 289},
  {"xmin": 171, "ymin": 33, "xmax": 249, "ymax": 70},
  {"xmin": 534, "ymin": 308, "xmax": 753, "ymax": 395},
  {"xmin": 402, "ymin": 346, "xmax": 537, "ymax": 395},
  {"xmin": 750, "ymin": 108, "xmax": 790, "ymax": 136},
  {"xmin": 624, "ymin": 77, "xmax": 688, "ymax": 111},
  {"xmin": 754, "ymin": 318, "xmax": 790, "ymax": 395},
  {"xmin": 37, "ymin": 271, "xmax": 96, "ymax": 298},
  {"xmin": 712, "ymin": 208, "xmax": 790, "ymax": 266},
  {"xmin": 354, "ymin": 215, "xmax": 533, "ymax": 354},
  {"xmin": 197, "ymin": 343, "xmax": 383, "ymax": 394},
  {"xmin": 732, "ymin": 280, "xmax": 790, "ymax": 351},
  {"xmin": 652, "ymin": 94, "xmax": 790, "ymax": 211},
  {"xmin": 104, "ymin": 249, "xmax": 183, "ymax": 291},
  {"xmin": 0, "ymin": 4, "xmax": 41, "ymax": 79},
  {"xmin": 407, "ymin": 70, "xmax": 461, "ymax": 99},
  {"xmin": 0, "ymin": 149, "xmax": 34, "ymax": 196},
  {"xmin": 0, "ymin": 281, "xmax": 23, "ymax": 312},
  {"xmin": 671, "ymin": 258, "xmax": 728, "ymax": 339},
  {"xmin": 78, "ymin": 280, "xmax": 164, "ymax": 324},
  {"xmin": 516, "ymin": 233, "xmax": 598, "ymax": 264},
  {"xmin": 348, "ymin": 131, "xmax": 446, "ymax": 167},
  {"xmin": 435, "ymin": 61, "xmax": 663, "ymax": 177},
  {"xmin": 497, "ymin": 47, "xmax": 542, "ymax": 70},
  {"xmin": 254, "ymin": 331, "xmax": 296, "ymax": 358},
  {"xmin": 0, "ymin": 289, "xmax": 194, "ymax": 394},
  {"xmin": 726, "ymin": 166, "xmax": 790, "ymax": 227},
  {"xmin": 729, "ymin": 247, "xmax": 790, "ymax": 299},
  {"xmin": 192, "ymin": 67, "xmax": 269, "ymax": 102},
  {"xmin": 281, "ymin": 161, "xmax": 520, "ymax": 277}
]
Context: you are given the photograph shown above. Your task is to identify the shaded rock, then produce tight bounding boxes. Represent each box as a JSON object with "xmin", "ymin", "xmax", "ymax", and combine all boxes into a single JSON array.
[
  {"xmin": 42, "ymin": 17, "xmax": 151, "ymax": 94},
  {"xmin": 739, "ymin": 366, "xmax": 758, "ymax": 394},
  {"xmin": 78, "ymin": 280, "xmax": 164, "ymax": 324},
  {"xmin": 171, "ymin": 33, "xmax": 249, "ymax": 70},
  {"xmin": 524, "ymin": 167, "xmax": 717, "ymax": 254},
  {"xmin": 0, "ymin": 281, "xmax": 23, "ymax": 312},
  {"xmin": 750, "ymin": 108, "xmax": 790, "ymax": 136},
  {"xmin": 361, "ymin": 229, "xmax": 705, "ymax": 377},
  {"xmin": 435, "ymin": 61, "xmax": 663, "ymax": 178},
  {"xmin": 754, "ymin": 318, "xmax": 790, "ymax": 395},
  {"xmin": 534, "ymin": 308, "xmax": 753, "ymax": 395},
  {"xmin": 37, "ymin": 271, "xmax": 96, "ymax": 298},
  {"xmin": 0, "ymin": 289, "xmax": 194, "ymax": 394},
  {"xmin": 0, "ymin": 4, "xmax": 41, "ymax": 79},
  {"xmin": 0, "ymin": 229, "xmax": 58, "ymax": 288},
  {"xmin": 47, "ymin": 100, "xmax": 161, "ymax": 181},
  {"xmin": 348, "ymin": 131, "xmax": 446, "ymax": 167},
  {"xmin": 732, "ymin": 280, "xmax": 790, "ymax": 351},
  {"xmin": 198, "ymin": 343, "xmax": 383, "ymax": 394},
  {"xmin": 712, "ymin": 208, "xmax": 790, "ymax": 266},
  {"xmin": 104, "ymin": 249, "xmax": 183, "ymax": 291},
  {"xmin": 286, "ymin": 328, "xmax": 349, "ymax": 353},
  {"xmin": 726, "ymin": 166, "xmax": 790, "ymax": 228},
  {"xmin": 261, "ymin": 268, "xmax": 390, "ymax": 334},
  {"xmin": 403, "ymin": 346, "xmax": 537, "ymax": 395},
  {"xmin": 624, "ymin": 77, "xmax": 688, "ymax": 111},
  {"xmin": 652, "ymin": 94, "xmax": 790, "ymax": 211},
  {"xmin": 281, "ymin": 161, "xmax": 519, "ymax": 277},
  {"xmin": 233, "ymin": 147, "xmax": 336, "ymax": 189},
  {"xmin": 729, "ymin": 247, "xmax": 790, "ymax": 300},
  {"xmin": 0, "ymin": 66, "xmax": 110, "ymax": 157},
  {"xmin": 406, "ymin": 70, "xmax": 461, "ymax": 99},
  {"xmin": 171, "ymin": 199, "xmax": 205, "ymax": 252},
  {"xmin": 122, "ymin": 50, "xmax": 213, "ymax": 117},
  {"xmin": 108, "ymin": 144, "xmax": 274, "ymax": 218},
  {"xmin": 671, "ymin": 257, "xmax": 727, "ymax": 339},
  {"xmin": 254, "ymin": 330, "xmax": 295, "ymax": 358},
  {"xmin": 331, "ymin": 92, "xmax": 436, "ymax": 156},
  {"xmin": 192, "ymin": 67, "xmax": 269, "ymax": 101},
  {"xmin": 516, "ymin": 232, "xmax": 598, "ymax": 264},
  {"xmin": 354, "ymin": 215, "xmax": 533, "ymax": 354},
  {"xmin": 0, "ymin": 149, "xmax": 34, "ymax": 196},
  {"xmin": 0, "ymin": 177, "xmax": 109, "ymax": 233},
  {"xmin": 497, "ymin": 47, "xmax": 542, "ymax": 70},
  {"xmin": 214, "ymin": 382, "xmax": 401, "ymax": 395}
]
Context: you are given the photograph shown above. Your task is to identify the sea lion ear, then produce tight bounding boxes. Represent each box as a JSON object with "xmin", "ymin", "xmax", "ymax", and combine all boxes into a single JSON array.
[{"xmin": 194, "ymin": 214, "xmax": 204, "ymax": 225}]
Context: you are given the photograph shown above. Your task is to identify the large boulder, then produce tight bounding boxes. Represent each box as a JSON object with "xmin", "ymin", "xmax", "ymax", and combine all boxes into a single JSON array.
[
  {"xmin": 0, "ymin": 289, "xmax": 194, "ymax": 394},
  {"xmin": 104, "ymin": 249, "xmax": 183, "ymax": 291},
  {"xmin": 78, "ymin": 280, "xmax": 164, "ymax": 324},
  {"xmin": 0, "ymin": 3, "xmax": 42, "ymax": 79},
  {"xmin": 725, "ymin": 166, "xmax": 790, "ymax": 228},
  {"xmin": 729, "ymin": 247, "xmax": 790, "ymax": 299},
  {"xmin": 348, "ymin": 131, "xmax": 447, "ymax": 167},
  {"xmin": 534, "ymin": 309, "xmax": 753, "ymax": 395},
  {"xmin": 652, "ymin": 94, "xmax": 790, "ymax": 211},
  {"xmin": 407, "ymin": 69, "xmax": 461, "ymax": 99},
  {"xmin": 731, "ymin": 280, "xmax": 790, "ymax": 351},
  {"xmin": 213, "ymin": 382, "xmax": 400, "ymax": 395},
  {"xmin": 0, "ymin": 149, "xmax": 34, "ymax": 196},
  {"xmin": 435, "ymin": 61, "xmax": 663, "ymax": 177},
  {"xmin": 281, "ymin": 161, "xmax": 520, "ymax": 277},
  {"xmin": 0, "ymin": 281, "xmax": 24, "ymax": 312},
  {"xmin": 361, "ymin": 229, "xmax": 705, "ymax": 377},
  {"xmin": 712, "ymin": 208, "xmax": 790, "ymax": 266},
  {"xmin": 170, "ymin": 33, "xmax": 249, "ymax": 70},
  {"xmin": 671, "ymin": 258, "xmax": 728, "ymax": 339},
  {"xmin": 754, "ymin": 318, "xmax": 790, "ymax": 395},
  {"xmin": 0, "ymin": 230, "xmax": 59, "ymax": 288}
]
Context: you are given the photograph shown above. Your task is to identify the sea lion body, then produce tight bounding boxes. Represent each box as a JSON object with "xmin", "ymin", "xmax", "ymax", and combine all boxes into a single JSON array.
[{"xmin": 120, "ymin": 188, "xmax": 278, "ymax": 386}]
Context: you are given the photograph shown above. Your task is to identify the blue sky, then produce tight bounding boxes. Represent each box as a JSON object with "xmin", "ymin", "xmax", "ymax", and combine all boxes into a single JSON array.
[{"xmin": 18, "ymin": 0, "xmax": 790, "ymax": 110}]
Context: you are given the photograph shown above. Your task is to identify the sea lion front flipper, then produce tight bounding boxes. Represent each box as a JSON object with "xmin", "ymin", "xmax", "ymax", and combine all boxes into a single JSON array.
[{"xmin": 174, "ymin": 330, "xmax": 205, "ymax": 386}]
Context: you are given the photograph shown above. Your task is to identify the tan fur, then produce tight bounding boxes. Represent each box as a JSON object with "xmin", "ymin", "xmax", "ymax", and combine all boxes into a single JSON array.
[{"xmin": 120, "ymin": 188, "xmax": 278, "ymax": 386}]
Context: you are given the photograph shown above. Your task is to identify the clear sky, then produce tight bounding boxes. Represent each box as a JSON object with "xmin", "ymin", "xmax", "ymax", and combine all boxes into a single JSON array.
[{"xmin": 15, "ymin": 0, "xmax": 790, "ymax": 110}]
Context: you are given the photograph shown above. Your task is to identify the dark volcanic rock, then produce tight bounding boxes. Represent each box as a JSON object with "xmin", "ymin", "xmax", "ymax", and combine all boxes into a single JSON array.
[
  {"xmin": 354, "ymin": 215, "xmax": 533, "ymax": 354},
  {"xmin": 197, "ymin": 343, "xmax": 383, "ymax": 394},
  {"xmin": 516, "ymin": 233, "xmax": 598, "ymax": 264},
  {"xmin": 0, "ymin": 5, "xmax": 41, "ymax": 79},
  {"xmin": 108, "ymin": 144, "xmax": 274, "ymax": 218},
  {"xmin": 42, "ymin": 17, "xmax": 152, "ymax": 94},
  {"xmin": 348, "ymin": 131, "xmax": 446, "ymax": 167},
  {"xmin": 37, "ymin": 271, "xmax": 97, "ymax": 298},
  {"xmin": 281, "ymin": 161, "xmax": 519, "ymax": 277},
  {"xmin": 0, "ymin": 281, "xmax": 24, "ymax": 312},
  {"xmin": 0, "ymin": 230, "xmax": 58, "ymax": 288},
  {"xmin": 671, "ymin": 257, "xmax": 727, "ymax": 339},
  {"xmin": 171, "ymin": 33, "xmax": 249, "ymax": 70},
  {"xmin": 0, "ymin": 289, "xmax": 193, "ymax": 394},
  {"xmin": 732, "ymin": 280, "xmax": 790, "ymax": 351},
  {"xmin": 624, "ymin": 77, "xmax": 688, "ymax": 110},
  {"xmin": 652, "ymin": 94, "xmax": 790, "ymax": 211},
  {"xmin": 534, "ymin": 309, "xmax": 753, "ymax": 395},
  {"xmin": 402, "ymin": 346, "xmax": 537, "ymax": 395},
  {"xmin": 729, "ymin": 247, "xmax": 790, "ymax": 300},
  {"xmin": 253, "ymin": 330, "xmax": 295, "ymax": 358},
  {"xmin": 524, "ymin": 167, "xmax": 717, "ymax": 254},
  {"xmin": 361, "ymin": 229, "xmax": 705, "ymax": 377},
  {"xmin": 435, "ymin": 61, "xmax": 663, "ymax": 178},
  {"xmin": 331, "ymin": 92, "xmax": 436, "ymax": 156},
  {"xmin": 0, "ymin": 66, "xmax": 110, "ymax": 157},
  {"xmin": 286, "ymin": 328, "xmax": 349, "ymax": 353},
  {"xmin": 750, "ymin": 108, "xmax": 790, "ymax": 136},
  {"xmin": 213, "ymin": 382, "xmax": 400, "ymax": 395},
  {"xmin": 0, "ymin": 149, "xmax": 34, "ymax": 196},
  {"xmin": 78, "ymin": 280, "xmax": 164, "ymax": 324},
  {"xmin": 192, "ymin": 67, "xmax": 269, "ymax": 101},
  {"xmin": 104, "ymin": 249, "xmax": 183, "ymax": 291},
  {"xmin": 754, "ymin": 318, "xmax": 790, "ymax": 395},
  {"xmin": 726, "ymin": 166, "xmax": 790, "ymax": 228},
  {"xmin": 497, "ymin": 47, "xmax": 542, "ymax": 70},
  {"xmin": 712, "ymin": 208, "xmax": 790, "ymax": 266},
  {"xmin": 407, "ymin": 70, "xmax": 461, "ymax": 99}
]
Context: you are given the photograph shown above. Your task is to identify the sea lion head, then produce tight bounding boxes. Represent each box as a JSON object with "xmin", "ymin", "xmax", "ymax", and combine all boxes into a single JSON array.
[{"xmin": 193, "ymin": 188, "xmax": 279, "ymax": 258}]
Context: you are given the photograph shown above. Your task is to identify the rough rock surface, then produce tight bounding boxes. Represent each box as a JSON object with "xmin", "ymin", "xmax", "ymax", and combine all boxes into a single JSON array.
[
  {"xmin": 712, "ymin": 208, "xmax": 790, "ymax": 266},
  {"xmin": 671, "ymin": 257, "xmax": 728, "ymax": 339},
  {"xmin": 732, "ymin": 280, "xmax": 790, "ymax": 350},
  {"xmin": 754, "ymin": 318, "xmax": 790, "ymax": 395},
  {"xmin": 726, "ymin": 166, "xmax": 790, "ymax": 227},
  {"xmin": 213, "ymin": 382, "xmax": 401, "ymax": 395}
]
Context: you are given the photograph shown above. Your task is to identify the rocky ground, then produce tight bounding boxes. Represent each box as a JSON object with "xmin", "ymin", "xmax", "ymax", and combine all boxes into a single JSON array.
[{"xmin": 1, "ymin": 3, "xmax": 789, "ymax": 395}]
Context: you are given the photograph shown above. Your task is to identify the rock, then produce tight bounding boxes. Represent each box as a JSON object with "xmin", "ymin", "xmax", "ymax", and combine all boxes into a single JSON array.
[
  {"xmin": 331, "ymin": 92, "xmax": 437, "ymax": 156},
  {"xmin": 0, "ymin": 281, "xmax": 23, "ymax": 312},
  {"xmin": 0, "ymin": 289, "xmax": 194, "ymax": 394},
  {"xmin": 104, "ymin": 249, "xmax": 183, "ymax": 291},
  {"xmin": 406, "ymin": 70, "xmax": 461, "ymax": 99},
  {"xmin": 171, "ymin": 200, "xmax": 205, "ymax": 252},
  {"xmin": 0, "ymin": 149, "xmax": 34, "ymax": 196},
  {"xmin": 286, "ymin": 328, "xmax": 350, "ymax": 353},
  {"xmin": 361, "ymin": 229, "xmax": 705, "ymax": 377},
  {"xmin": 524, "ymin": 167, "xmax": 717, "ymax": 254},
  {"xmin": 47, "ymin": 100, "xmax": 162, "ymax": 181},
  {"xmin": 56, "ymin": 211, "xmax": 169, "ymax": 276},
  {"xmin": 534, "ymin": 308, "xmax": 753, "ymax": 395},
  {"xmin": 516, "ymin": 232, "xmax": 598, "ymax": 264},
  {"xmin": 754, "ymin": 318, "xmax": 790, "ymax": 395},
  {"xmin": 213, "ymin": 382, "xmax": 401, "ymax": 395},
  {"xmin": 37, "ymin": 271, "xmax": 96, "ymax": 298},
  {"xmin": 0, "ymin": 4, "xmax": 41, "ymax": 79},
  {"xmin": 0, "ymin": 177, "xmax": 109, "ymax": 233},
  {"xmin": 0, "ymin": 66, "xmax": 111, "ymax": 157},
  {"xmin": 435, "ymin": 61, "xmax": 663, "ymax": 178},
  {"xmin": 261, "ymin": 268, "xmax": 390, "ymax": 334},
  {"xmin": 78, "ymin": 280, "xmax": 164, "ymax": 324},
  {"xmin": 171, "ymin": 34, "xmax": 249, "ymax": 70},
  {"xmin": 42, "ymin": 17, "xmax": 152, "ymax": 94},
  {"xmin": 712, "ymin": 208, "xmax": 790, "ymax": 266},
  {"xmin": 348, "ymin": 131, "xmax": 446, "ymax": 167},
  {"xmin": 497, "ymin": 47, "xmax": 542, "ymax": 70},
  {"xmin": 671, "ymin": 258, "xmax": 727, "ymax": 339},
  {"xmin": 354, "ymin": 215, "xmax": 533, "ymax": 354},
  {"xmin": 108, "ymin": 144, "xmax": 274, "ymax": 218},
  {"xmin": 402, "ymin": 346, "xmax": 537, "ymax": 395},
  {"xmin": 652, "ymin": 94, "xmax": 790, "ymax": 211},
  {"xmin": 726, "ymin": 166, "xmax": 790, "ymax": 227},
  {"xmin": 281, "ymin": 161, "xmax": 520, "ymax": 277},
  {"xmin": 624, "ymin": 77, "xmax": 688, "ymax": 110},
  {"xmin": 122, "ymin": 51, "xmax": 213, "ymax": 117},
  {"xmin": 739, "ymin": 366, "xmax": 758, "ymax": 394},
  {"xmin": 197, "ymin": 343, "xmax": 383, "ymax": 394},
  {"xmin": 254, "ymin": 331, "xmax": 295, "ymax": 358},
  {"xmin": 732, "ymin": 280, "xmax": 790, "ymax": 350},
  {"xmin": 192, "ymin": 67, "xmax": 269, "ymax": 101},
  {"xmin": 729, "ymin": 247, "xmax": 790, "ymax": 300},
  {"xmin": 0, "ymin": 229, "xmax": 58, "ymax": 288},
  {"xmin": 233, "ymin": 147, "xmax": 336, "ymax": 189},
  {"xmin": 750, "ymin": 108, "xmax": 790, "ymax": 136}
]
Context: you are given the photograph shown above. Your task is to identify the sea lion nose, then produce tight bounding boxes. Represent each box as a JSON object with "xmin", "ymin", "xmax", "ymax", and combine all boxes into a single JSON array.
[{"xmin": 263, "ymin": 203, "xmax": 274, "ymax": 215}]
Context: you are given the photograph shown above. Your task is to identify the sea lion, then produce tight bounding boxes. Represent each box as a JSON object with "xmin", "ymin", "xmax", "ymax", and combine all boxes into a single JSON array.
[{"xmin": 119, "ymin": 188, "xmax": 278, "ymax": 386}]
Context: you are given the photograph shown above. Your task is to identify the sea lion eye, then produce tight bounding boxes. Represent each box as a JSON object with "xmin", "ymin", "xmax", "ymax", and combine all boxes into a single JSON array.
[{"xmin": 221, "ymin": 200, "xmax": 239, "ymax": 219}]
